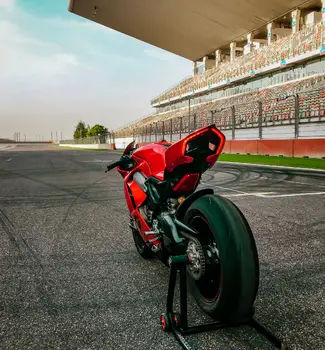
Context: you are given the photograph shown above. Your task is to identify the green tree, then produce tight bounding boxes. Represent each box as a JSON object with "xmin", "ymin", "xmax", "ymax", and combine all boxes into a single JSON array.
[
  {"xmin": 87, "ymin": 124, "xmax": 108, "ymax": 143},
  {"xmin": 73, "ymin": 121, "xmax": 88, "ymax": 139}
]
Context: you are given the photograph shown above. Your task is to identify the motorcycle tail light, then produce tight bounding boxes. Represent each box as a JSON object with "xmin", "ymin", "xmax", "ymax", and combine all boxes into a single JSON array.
[{"xmin": 209, "ymin": 142, "xmax": 217, "ymax": 152}]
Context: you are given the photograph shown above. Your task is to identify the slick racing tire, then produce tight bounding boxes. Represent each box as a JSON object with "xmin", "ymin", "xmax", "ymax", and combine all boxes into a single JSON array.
[{"xmin": 184, "ymin": 194, "xmax": 259, "ymax": 324}]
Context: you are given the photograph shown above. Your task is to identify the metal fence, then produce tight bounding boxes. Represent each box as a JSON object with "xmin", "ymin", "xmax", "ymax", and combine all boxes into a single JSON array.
[
  {"xmin": 129, "ymin": 87, "xmax": 325, "ymax": 143},
  {"xmin": 60, "ymin": 134, "xmax": 111, "ymax": 145}
]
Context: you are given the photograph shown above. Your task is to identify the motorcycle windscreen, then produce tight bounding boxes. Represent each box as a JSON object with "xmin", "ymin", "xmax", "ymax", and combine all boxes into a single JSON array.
[
  {"xmin": 123, "ymin": 140, "xmax": 135, "ymax": 156},
  {"xmin": 165, "ymin": 125, "xmax": 225, "ymax": 173}
]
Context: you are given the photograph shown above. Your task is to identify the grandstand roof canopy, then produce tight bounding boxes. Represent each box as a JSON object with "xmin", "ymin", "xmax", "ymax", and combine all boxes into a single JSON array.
[{"xmin": 69, "ymin": 0, "xmax": 320, "ymax": 61}]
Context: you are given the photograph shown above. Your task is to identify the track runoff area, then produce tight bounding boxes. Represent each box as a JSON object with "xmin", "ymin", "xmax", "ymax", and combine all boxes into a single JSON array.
[{"xmin": 0, "ymin": 144, "xmax": 323, "ymax": 350}]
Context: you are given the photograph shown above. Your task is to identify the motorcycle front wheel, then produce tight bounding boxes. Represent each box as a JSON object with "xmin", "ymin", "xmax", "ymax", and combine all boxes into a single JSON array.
[
  {"xmin": 183, "ymin": 194, "xmax": 259, "ymax": 324},
  {"xmin": 132, "ymin": 228, "xmax": 153, "ymax": 259}
]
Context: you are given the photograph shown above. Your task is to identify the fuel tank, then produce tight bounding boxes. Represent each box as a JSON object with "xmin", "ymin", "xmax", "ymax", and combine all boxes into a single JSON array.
[{"xmin": 132, "ymin": 143, "xmax": 168, "ymax": 180}]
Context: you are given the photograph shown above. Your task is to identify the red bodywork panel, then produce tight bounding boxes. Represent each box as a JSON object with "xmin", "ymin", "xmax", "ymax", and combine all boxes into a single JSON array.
[
  {"xmin": 117, "ymin": 125, "xmax": 225, "ymax": 249},
  {"xmin": 172, "ymin": 173, "xmax": 200, "ymax": 193},
  {"xmin": 165, "ymin": 125, "xmax": 225, "ymax": 173},
  {"xmin": 132, "ymin": 143, "xmax": 167, "ymax": 180}
]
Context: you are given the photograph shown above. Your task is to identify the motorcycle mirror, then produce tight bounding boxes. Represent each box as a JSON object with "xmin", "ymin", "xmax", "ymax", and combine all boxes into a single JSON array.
[{"xmin": 123, "ymin": 140, "xmax": 135, "ymax": 156}]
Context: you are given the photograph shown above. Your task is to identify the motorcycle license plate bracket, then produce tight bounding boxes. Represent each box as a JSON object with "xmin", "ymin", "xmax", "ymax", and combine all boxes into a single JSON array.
[{"xmin": 161, "ymin": 255, "xmax": 290, "ymax": 350}]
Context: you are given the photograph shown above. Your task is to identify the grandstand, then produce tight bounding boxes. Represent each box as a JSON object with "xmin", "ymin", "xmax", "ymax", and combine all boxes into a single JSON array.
[{"xmin": 70, "ymin": 0, "xmax": 325, "ymax": 157}]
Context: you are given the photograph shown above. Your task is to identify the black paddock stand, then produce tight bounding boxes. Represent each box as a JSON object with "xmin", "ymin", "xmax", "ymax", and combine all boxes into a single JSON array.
[{"xmin": 160, "ymin": 255, "xmax": 289, "ymax": 350}]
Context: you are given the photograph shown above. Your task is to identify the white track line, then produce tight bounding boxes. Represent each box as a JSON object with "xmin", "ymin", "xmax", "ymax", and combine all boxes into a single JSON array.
[
  {"xmin": 213, "ymin": 185, "xmax": 275, "ymax": 197},
  {"xmin": 258, "ymin": 192, "xmax": 325, "ymax": 198},
  {"xmin": 222, "ymin": 192, "xmax": 275, "ymax": 198},
  {"xmin": 202, "ymin": 183, "xmax": 325, "ymax": 198},
  {"xmin": 260, "ymin": 176, "xmax": 325, "ymax": 188},
  {"xmin": 218, "ymin": 161, "xmax": 325, "ymax": 173}
]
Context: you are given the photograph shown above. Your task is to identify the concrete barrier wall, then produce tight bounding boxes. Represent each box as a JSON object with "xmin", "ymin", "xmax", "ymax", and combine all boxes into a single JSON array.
[
  {"xmin": 227, "ymin": 138, "xmax": 325, "ymax": 158},
  {"xmin": 62, "ymin": 137, "xmax": 324, "ymax": 158},
  {"xmin": 262, "ymin": 125, "xmax": 295, "ymax": 139},
  {"xmin": 59, "ymin": 144, "xmax": 111, "ymax": 149},
  {"xmin": 115, "ymin": 137, "xmax": 133, "ymax": 149},
  {"xmin": 235, "ymin": 128, "xmax": 259, "ymax": 140},
  {"xmin": 299, "ymin": 123, "xmax": 325, "ymax": 138},
  {"xmin": 136, "ymin": 138, "xmax": 325, "ymax": 158}
]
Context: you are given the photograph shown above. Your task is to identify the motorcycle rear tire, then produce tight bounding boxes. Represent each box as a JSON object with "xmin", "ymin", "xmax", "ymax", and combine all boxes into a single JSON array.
[{"xmin": 184, "ymin": 194, "xmax": 259, "ymax": 324}]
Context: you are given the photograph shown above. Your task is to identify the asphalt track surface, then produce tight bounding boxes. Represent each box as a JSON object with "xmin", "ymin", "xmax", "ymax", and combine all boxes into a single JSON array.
[{"xmin": 0, "ymin": 144, "xmax": 324, "ymax": 350}]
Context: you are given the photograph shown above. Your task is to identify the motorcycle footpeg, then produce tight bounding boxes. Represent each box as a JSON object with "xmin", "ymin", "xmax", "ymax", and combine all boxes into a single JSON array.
[
  {"xmin": 151, "ymin": 244, "xmax": 161, "ymax": 253},
  {"xmin": 144, "ymin": 231, "xmax": 157, "ymax": 236},
  {"xmin": 146, "ymin": 237, "xmax": 160, "ymax": 243}
]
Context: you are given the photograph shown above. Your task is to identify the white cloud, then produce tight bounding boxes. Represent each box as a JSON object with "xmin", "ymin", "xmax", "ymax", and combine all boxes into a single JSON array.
[
  {"xmin": 0, "ymin": 0, "xmax": 192, "ymax": 139},
  {"xmin": 0, "ymin": 20, "xmax": 80, "ymax": 80},
  {"xmin": 0, "ymin": 20, "xmax": 58, "ymax": 49},
  {"xmin": 0, "ymin": 0, "xmax": 14, "ymax": 10}
]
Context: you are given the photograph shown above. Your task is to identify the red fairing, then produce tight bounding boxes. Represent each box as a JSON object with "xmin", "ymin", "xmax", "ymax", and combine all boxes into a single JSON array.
[
  {"xmin": 172, "ymin": 173, "xmax": 200, "ymax": 193},
  {"xmin": 128, "ymin": 180, "xmax": 146, "ymax": 207},
  {"xmin": 132, "ymin": 143, "xmax": 167, "ymax": 180},
  {"xmin": 165, "ymin": 125, "xmax": 225, "ymax": 173}
]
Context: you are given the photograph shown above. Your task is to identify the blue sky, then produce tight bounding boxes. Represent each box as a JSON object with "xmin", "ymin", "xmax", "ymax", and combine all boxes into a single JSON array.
[{"xmin": 0, "ymin": 0, "xmax": 192, "ymax": 140}]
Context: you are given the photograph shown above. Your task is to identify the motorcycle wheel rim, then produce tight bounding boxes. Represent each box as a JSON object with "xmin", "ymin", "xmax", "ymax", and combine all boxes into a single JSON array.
[{"xmin": 188, "ymin": 214, "xmax": 222, "ymax": 302}]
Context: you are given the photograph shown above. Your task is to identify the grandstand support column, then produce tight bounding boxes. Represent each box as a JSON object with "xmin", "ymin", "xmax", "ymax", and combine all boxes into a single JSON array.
[
  {"xmin": 203, "ymin": 55, "xmax": 217, "ymax": 71},
  {"xmin": 170, "ymin": 119, "xmax": 173, "ymax": 142},
  {"xmin": 294, "ymin": 94, "xmax": 300, "ymax": 138},
  {"xmin": 179, "ymin": 117, "xmax": 182, "ymax": 140},
  {"xmin": 193, "ymin": 61, "xmax": 198, "ymax": 75},
  {"xmin": 210, "ymin": 110, "xmax": 216, "ymax": 124},
  {"xmin": 215, "ymin": 49, "xmax": 223, "ymax": 66},
  {"xmin": 155, "ymin": 122, "xmax": 158, "ymax": 142},
  {"xmin": 258, "ymin": 101, "xmax": 263, "ymax": 139},
  {"xmin": 246, "ymin": 33, "xmax": 254, "ymax": 53},
  {"xmin": 162, "ymin": 121, "xmax": 165, "ymax": 140},
  {"xmin": 267, "ymin": 23, "xmax": 273, "ymax": 45},
  {"xmin": 188, "ymin": 99, "xmax": 191, "ymax": 128},
  {"xmin": 231, "ymin": 105, "xmax": 236, "ymax": 140},
  {"xmin": 230, "ymin": 42, "xmax": 236, "ymax": 62},
  {"xmin": 291, "ymin": 9, "xmax": 301, "ymax": 34}
]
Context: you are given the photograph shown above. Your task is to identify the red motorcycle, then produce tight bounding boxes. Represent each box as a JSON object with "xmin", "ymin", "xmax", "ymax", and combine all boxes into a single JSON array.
[{"xmin": 106, "ymin": 124, "xmax": 259, "ymax": 325}]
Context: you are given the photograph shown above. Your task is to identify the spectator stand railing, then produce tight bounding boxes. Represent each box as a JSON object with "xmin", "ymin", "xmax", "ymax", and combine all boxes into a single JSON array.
[
  {"xmin": 151, "ymin": 23, "xmax": 325, "ymax": 105},
  {"xmin": 129, "ymin": 87, "xmax": 325, "ymax": 143}
]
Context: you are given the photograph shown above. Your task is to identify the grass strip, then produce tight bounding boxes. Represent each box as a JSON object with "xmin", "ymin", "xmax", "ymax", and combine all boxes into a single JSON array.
[{"xmin": 219, "ymin": 153, "xmax": 325, "ymax": 170}]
